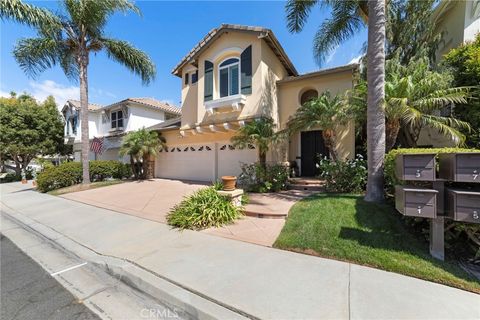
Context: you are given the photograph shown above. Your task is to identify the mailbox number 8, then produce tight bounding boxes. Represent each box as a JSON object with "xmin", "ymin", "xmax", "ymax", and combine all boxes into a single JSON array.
[{"xmin": 474, "ymin": 210, "xmax": 479, "ymax": 220}]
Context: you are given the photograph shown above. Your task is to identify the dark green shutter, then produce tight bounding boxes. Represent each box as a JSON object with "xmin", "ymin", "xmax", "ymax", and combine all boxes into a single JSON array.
[
  {"xmin": 204, "ymin": 60, "xmax": 214, "ymax": 101},
  {"xmin": 241, "ymin": 45, "xmax": 252, "ymax": 94}
]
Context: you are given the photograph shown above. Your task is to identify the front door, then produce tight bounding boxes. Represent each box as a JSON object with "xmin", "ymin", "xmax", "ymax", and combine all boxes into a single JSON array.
[{"xmin": 301, "ymin": 130, "xmax": 327, "ymax": 177}]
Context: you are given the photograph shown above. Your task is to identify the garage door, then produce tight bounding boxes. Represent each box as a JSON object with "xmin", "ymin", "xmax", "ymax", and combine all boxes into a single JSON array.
[
  {"xmin": 217, "ymin": 142, "xmax": 257, "ymax": 178},
  {"xmin": 155, "ymin": 143, "xmax": 215, "ymax": 182}
]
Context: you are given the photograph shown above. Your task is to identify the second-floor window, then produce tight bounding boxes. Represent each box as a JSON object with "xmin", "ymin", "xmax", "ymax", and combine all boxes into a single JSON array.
[
  {"xmin": 219, "ymin": 58, "xmax": 239, "ymax": 98},
  {"xmin": 111, "ymin": 110, "xmax": 123, "ymax": 129}
]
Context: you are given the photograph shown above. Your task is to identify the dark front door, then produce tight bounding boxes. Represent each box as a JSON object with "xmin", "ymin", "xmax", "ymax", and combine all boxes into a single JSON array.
[{"xmin": 301, "ymin": 130, "xmax": 327, "ymax": 177}]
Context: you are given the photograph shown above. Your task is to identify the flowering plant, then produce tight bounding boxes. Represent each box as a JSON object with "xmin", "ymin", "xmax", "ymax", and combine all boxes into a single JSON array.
[{"xmin": 317, "ymin": 154, "xmax": 367, "ymax": 193}]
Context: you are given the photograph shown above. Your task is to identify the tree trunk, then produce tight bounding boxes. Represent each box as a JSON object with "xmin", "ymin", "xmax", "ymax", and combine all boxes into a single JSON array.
[
  {"xmin": 130, "ymin": 155, "xmax": 137, "ymax": 179},
  {"xmin": 365, "ymin": 0, "xmax": 386, "ymax": 203},
  {"xmin": 385, "ymin": 119, "xmax": 400, "ymax": 152},
  {"xmin": 322, "ymin": 129, "xmax": 338, "ymax": 161},
  {"xmin": 145, "ymin": 154, "xmax": 155, "ymax": 179},
  {"xmin": 79, "ymin": 49, "xmax": 91, "ymax": 184},
  {"xmin": 259, "ymin": 151, "xmax": 267, "ymax": 170}
]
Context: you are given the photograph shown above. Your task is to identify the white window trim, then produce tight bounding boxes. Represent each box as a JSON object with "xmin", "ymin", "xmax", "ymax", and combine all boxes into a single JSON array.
[
  {"xmin": 110, "ymin": 109, "xmax": 124, "ymax": 130},
  {"xmin": 218, "ymin": 57, "xmax": 240, "ymax": 99}
]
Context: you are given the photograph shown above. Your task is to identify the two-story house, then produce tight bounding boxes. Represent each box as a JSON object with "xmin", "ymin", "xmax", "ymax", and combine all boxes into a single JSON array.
[
  {"xmin": 63, "ymin": 98, "xmax": 181, "ymax": 162},
  {"xmin": 150, "ymin": 24, "xmax": 357, "ymax": 182},
  {"xmin": 417, "ymin": 0, "xmax": 479, "ymax": 147}
]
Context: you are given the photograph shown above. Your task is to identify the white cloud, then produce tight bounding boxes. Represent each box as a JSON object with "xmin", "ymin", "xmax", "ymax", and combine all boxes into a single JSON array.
[
  {"xmin": 29, "ymin": 80, "xmax": 79, "ymax": 106},
  {"xmin": 91, "ymin": 87, "xmax": 116, "ymax": 99},
  {"xmin": 325, "ymin": 45, "xmax": 339, "ymax": 64},
  {"xmin": 349, "ymin": 54, "xmax": 363, "ymax": 64},
  {"xmin": 0, "ymin": 89, "xmax": 11, "ymax": 98}
]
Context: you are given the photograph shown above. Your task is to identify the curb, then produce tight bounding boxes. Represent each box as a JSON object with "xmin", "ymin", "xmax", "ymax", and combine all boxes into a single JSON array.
[{"xmin": 1, "ymin": 206, "xmax": 250, "ymax": 320}]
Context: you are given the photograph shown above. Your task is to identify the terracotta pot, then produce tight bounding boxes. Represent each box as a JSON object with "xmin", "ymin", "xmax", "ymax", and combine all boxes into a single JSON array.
[{"xmin": 222, "ymin": 176, "xmax": 237, "ymax": 191}]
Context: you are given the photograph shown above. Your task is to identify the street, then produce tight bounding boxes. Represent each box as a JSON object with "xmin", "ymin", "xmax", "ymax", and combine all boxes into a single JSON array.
[{"xmin": 1, "ymin": 234, "xmax": 100, "ymax": 320}]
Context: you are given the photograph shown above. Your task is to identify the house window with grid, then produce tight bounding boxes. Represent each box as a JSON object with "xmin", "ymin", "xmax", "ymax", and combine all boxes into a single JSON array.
[
  {"xmin": 111, "ymin": 110, "xmax": 123, "ymax": 129},
  {"xmin": 219, "ymin": 58, "xmax": 240, "ymax": 98}
]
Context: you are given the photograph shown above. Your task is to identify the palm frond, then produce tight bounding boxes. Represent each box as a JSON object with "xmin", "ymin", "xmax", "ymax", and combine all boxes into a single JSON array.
[
  {"xmin": 414, "ymin": 87, "xmax": 473, "ymax": 112},
  {"xmin": 102, "ymin": 38, "xmax": 156, "ymax": 85},
  {"xmin": 13, "ymin": 37, "xmax": 62, "ymax": 78},
  {"xmin": 313, "ymin": 1, "xmax": 365, "ymax": 65},
  {"xmin": 0, "ymin": 0, "xmax": 61, "ymax": 30},
  {"xmin": 420, "ymin": 115, "xmax": 468, "ymax": 145},
  {"xmin": 285, "ymin": 0, "xmax": 317, "ymax": 33},
  {"xmin": 64, "ymin": 0, "xmax": 139, "ymax": 39}
]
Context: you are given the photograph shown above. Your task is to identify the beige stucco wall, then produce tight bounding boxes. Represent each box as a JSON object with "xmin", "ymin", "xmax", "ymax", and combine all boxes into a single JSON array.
[
  {"xmin": 180, "ymin": 64, "xmax": 198, "ymax": 127},
  {"xmin": 277, "ymin": 70, "xmax": 356, "ymax": 161},
  {"xmin": 178, "ymin": 31, "xmax": 294, "ymax": 129},
  {"xmin": 435, "ymin": 1, "xmax": 468, "ymax": 61}
]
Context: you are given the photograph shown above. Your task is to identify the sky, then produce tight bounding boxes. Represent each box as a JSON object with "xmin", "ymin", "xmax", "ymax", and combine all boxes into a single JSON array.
[{"xmin": 0, "ymin": 1, "xmax": 367, "ymax": 109}]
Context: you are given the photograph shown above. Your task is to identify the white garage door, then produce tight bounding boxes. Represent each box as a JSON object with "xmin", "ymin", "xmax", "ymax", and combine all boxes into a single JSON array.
[
  {"xmin": 155, "ymin": 143, "xmax": 215, "ymax": 182},
  {"xmin": 217, "ymin": 142, "xmax": 257, "ymax": 178}
]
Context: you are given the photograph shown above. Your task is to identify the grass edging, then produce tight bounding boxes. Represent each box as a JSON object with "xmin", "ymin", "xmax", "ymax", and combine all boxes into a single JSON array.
[
  {"xmin": 47, "ymin": 180, "xmax": 124, "ymax": 196},
  {"xmin": 273, "ymin": 193, "xmax": 480, "ymax": 293}
]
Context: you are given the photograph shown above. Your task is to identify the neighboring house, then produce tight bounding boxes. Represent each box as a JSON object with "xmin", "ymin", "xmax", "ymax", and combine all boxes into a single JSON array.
[
  {"xmin": 149, "ymin": 24, "xmax": 357, "ymax": 182},
  {"xmin": 63, "ymin": 98, "xmax": 181, "ymax": 162},
  {"xmin": 417, "ymin": 0, "xmax": 479, "ymax": 147},
  {"xmin": 433, "ymin": 0, "xmax": 480, "ymax": 62}
]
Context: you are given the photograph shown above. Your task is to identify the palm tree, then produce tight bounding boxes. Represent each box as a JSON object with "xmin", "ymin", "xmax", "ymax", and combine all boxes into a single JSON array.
[
  {"xmin": 231, "ymin": 117, "xmax": 277, "ymax": 170},
  {"xmin": 285, "ymin": 0, "xmax": 386, "ymax": 202},
  {"xmin": 120, "ymin": 128, "xmax": 166, "ymax": 179},
  {"xmin": 1, "ymin": 0, "xmax": 156, "ymax": 184},
  {"xmin": 286, "ymin": 92, "xmax": 350, "ymax": 161},
  {"xmin": 350, "ymin": 56, "xmax": 473, "ymax": 151}
]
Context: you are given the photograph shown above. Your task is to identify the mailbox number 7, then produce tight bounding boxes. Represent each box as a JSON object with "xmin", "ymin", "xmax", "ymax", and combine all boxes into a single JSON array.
[{"xmin": 473, "ymin": 169, "xmax": 478, "ymax": 180}]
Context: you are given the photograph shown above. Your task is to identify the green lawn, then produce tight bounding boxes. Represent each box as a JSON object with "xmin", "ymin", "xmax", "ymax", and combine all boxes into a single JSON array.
[
  {"xmin": 274, "ymin": 193, "xmax": 480, "ymax": 293},
  {"xmin": 47, "ymin": 180, "xmax": 124, "ymax": 196}
]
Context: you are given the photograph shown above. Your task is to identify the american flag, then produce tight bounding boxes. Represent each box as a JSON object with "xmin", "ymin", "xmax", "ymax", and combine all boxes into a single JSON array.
[{"xmin": 90, "ymin": 137, "xmax": 104, "ymax": 154}]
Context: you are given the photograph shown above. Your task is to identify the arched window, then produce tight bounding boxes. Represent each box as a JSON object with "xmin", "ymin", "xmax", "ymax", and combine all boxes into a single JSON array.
[
  {"xmin": 300, "ymin": 89, "xmax": 318, "ymax": 105},
  {"xmin": 219, "ymin": 57, "xmax": 240, "ymax": 98}
]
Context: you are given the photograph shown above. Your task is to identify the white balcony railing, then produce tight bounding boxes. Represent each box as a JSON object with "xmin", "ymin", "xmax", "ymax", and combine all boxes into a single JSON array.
[{"xmin": 204, "ymin": 94, "xmax": 246, "ymax": 114}]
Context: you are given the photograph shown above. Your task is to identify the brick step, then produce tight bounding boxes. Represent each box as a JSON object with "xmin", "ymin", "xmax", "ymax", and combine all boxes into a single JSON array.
[
  {"xmin": 288, "ymin": 178, "xmax": 324, "ymax": 186},
  {"xmin": 287, "ymin": 183, "xmax": 324, "ymax": 191},
  {"xmin": 243, "ymin": 209, "xmax": 287, "ymax": 219}
]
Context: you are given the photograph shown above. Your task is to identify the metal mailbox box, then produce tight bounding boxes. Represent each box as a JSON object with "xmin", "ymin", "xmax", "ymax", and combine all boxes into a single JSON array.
[
  {"xmin": 439, "ymin": 153, "xmax": 480, "ymax": 183},
  {"xmin": 395, "ymin": 153, "xmax": 436, "ymax": 181},
  {"xmin": 446, "ymin": 189, "xmax": 480, "ymax": 224},
  {"xmin": 395, "ymin": 186, "xmax": 438, "ymax": 218}
]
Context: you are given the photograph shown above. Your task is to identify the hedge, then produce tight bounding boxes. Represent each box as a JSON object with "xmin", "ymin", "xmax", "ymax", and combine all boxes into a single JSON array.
[
  {"xmin": 37, "ymin": 160, "xmax": 131, "ymax": 192},
  {"xmin": 384, "ymin": 147, "xmax": 480, "ymax": 196}
]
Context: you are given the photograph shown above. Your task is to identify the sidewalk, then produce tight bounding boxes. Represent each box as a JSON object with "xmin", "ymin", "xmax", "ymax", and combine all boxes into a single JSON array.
[{"xmin": 1, "ymin": 182, "xmax": 479, "ymax": 319}]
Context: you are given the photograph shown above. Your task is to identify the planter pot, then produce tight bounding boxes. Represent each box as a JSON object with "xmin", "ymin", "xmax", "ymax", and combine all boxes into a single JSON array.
[{"xmin": 222, "ymin": 176, "xmax": 237, "ymax": 191}]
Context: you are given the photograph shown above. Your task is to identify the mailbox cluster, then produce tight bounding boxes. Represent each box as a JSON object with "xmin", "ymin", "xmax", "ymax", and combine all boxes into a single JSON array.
[{"xmin": 394, "ymin": 152, "xmax": 480, "ymax": 223}]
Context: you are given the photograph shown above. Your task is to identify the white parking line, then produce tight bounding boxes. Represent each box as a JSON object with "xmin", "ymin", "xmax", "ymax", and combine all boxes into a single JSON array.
[{"xmin": 50, "ymin": 262, "xmax": 87, "ymax": 276}]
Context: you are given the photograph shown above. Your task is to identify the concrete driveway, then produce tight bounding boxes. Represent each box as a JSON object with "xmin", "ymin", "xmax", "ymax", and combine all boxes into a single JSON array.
[
  {"xmin": 61, "ymin": 179, "xmax": 205, "ymax": 224},
  {"xmin": 61, "ymin": 179, "xmax": 299, "ymax": 246}
]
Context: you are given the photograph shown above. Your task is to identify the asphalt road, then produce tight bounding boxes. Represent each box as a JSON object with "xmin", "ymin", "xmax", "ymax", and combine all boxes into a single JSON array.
[{"xmin": 0, "ymin": 235, "xmax": 100, "ymax": 320}]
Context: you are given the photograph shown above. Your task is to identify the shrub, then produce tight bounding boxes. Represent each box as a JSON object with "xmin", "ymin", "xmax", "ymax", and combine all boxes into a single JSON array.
[
  {"xmin": 90, "ymin": 160, "xmax": 131, "ymax": 180},
  {"xmin": 317, "ymin": 155, "xmax": 367, "ymax": 193},
  {"xmin": 238, "ymin": 162, "xmax": 289, "ymax": 193},
  {"xmin": 37, "ymin": 160, "xmax": 130, "ymax": 192},
  {"xmin": 384, "ymin": 147, "xmax": 480, "ymax": 196},
  {"xmin": 0, "ymin": 168, "xmax": 34, "ymax": 183},
  {"xmin": 167, "ymin": 187, "xmax": 242, "ymax": 230}
]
